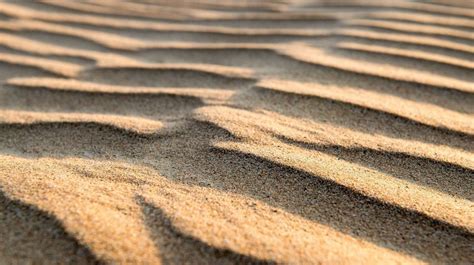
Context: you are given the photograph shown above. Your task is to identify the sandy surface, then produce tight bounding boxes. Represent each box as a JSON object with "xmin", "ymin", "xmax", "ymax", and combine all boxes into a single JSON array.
[{"xmin": 0, "ymin": 0, "xmax": 473, "ymax": 264}]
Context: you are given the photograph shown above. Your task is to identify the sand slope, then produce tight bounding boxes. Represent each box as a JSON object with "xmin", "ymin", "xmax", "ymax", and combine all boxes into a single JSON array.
[{"xmin": 0, "ymin": 0, "xmax": 473, "ymax": 264}]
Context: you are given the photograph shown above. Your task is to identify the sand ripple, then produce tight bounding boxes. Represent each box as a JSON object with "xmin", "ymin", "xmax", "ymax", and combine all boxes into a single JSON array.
[{"xmin": 0, "ymin": 0, "xmax": 472, "ymax": 264}]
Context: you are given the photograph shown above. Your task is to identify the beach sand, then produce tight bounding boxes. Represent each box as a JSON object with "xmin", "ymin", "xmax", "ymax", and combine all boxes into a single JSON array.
[{"xmin": 0, "ymin": 0, "xmax": 473, "ymax": 264}]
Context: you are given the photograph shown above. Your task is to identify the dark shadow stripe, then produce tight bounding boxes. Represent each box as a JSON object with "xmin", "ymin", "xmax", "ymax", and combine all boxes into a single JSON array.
[
  {"xmin": 0, "ymin": 189, "xmax": 103, "ymax": 264},
  {"xmin": 278, "ymin": 136, "xmax": 474, "ymax": 200},
  {"xmin": 0, "ymin": 122, "xmax": 159, "ymax": 158},
  {"xmin": 282, "ymin": 47, "xmax": 474, "ymax": 97},
  {"xmin": 346, "ymin": 24, "xmax": 474, "ymax": 45},
  {"xmin": 336, "ymin": 45, "xmax": 474, "ymax": 82},
  {"xmin": 205, "ymin": 146, "xmax": 473, "ymax": 264},
  {"xmin": 249, "ymin": 86, "xmax": 474, "ymax": 152},
  {"xmin": 335, "ymin": 32, "xmax": 474, "ymax": 61},
  {"xmin": 80, "ymin": 67, "xmax": 255, "ymax": 89},
  {"xmin": 137, "ymin": 196, "xmax": 275, "ymax": 265},
  {"xmin": 2, "ymin": 84, "xmax": 204, "ymax": 118}
]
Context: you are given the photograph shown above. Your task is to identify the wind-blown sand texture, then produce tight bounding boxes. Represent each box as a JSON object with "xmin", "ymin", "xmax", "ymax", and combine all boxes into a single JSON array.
[{"xmin": 0, "ymin": 0, "xmax": 473, "ymax": 264}]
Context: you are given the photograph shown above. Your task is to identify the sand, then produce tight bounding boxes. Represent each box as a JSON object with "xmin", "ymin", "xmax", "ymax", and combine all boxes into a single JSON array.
[{"xmin": 0, "ymin": 0, "xmax": 472, "ymax": 264}]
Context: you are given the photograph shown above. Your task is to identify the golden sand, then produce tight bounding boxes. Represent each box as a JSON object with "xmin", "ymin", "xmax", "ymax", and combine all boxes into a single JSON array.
[{"xmin": 0, "ymin": 0, "xmax": 472, "ymax": 264}]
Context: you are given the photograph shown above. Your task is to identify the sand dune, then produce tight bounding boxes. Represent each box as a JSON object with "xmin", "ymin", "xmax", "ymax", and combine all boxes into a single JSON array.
[{"xmin": 0, "ymin": 0, "xmax": 473, "ymax": 264}]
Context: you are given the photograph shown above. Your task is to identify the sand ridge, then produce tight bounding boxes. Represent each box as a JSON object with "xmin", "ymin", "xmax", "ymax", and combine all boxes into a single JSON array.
[{"xmin": 0, "ymin": 0, "xmax": 473, "ymax": 264}]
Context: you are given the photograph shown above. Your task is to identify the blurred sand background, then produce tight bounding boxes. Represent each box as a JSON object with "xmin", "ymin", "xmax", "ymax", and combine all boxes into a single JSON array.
[{"xmin": 0, "ymin": 0, "xmax": 473, "ymax": 264}]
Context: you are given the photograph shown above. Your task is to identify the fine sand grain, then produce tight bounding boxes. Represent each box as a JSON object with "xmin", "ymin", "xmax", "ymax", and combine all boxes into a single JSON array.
[{"xmin": 0, "ymin": 0, "xmax": 473, "ymax": 264}]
